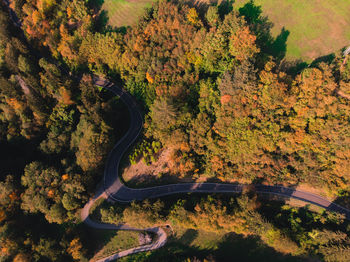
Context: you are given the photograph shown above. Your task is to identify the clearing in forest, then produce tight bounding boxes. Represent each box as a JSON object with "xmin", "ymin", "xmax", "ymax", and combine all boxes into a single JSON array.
[
  {"xmin": 101, "ymin": 0, "xmax": 154, "ymax": 27},
  {"xmin": 234, "ymin": 0, "xmax": 350, "ymax": 62}
]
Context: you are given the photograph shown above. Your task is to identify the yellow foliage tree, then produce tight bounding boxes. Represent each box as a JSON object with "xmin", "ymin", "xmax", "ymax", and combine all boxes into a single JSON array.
[
  {"xmin": 0, "ymin": 209, "xmax": 6, "ymax": 222},
  {"xmin": 13, "ymin": 253, "xmax": 31, "ymax": 262},
  {"xmin": 229, "ymin": 26, "xmax": 259, "ymax": 61},
  {"xmin": 67, "ymin": 238, "xmax": 83, "ymax": 260},
  {"xmin": 5, "ymin": 98, "xmax": 22, "ymax": 111},
  {"xmin": 59, "ymin": 87, "xmax": 74, "ymax": 105},
  {"xmin": 187, "ymin": 8, "xmax": 200, "ymax": 26},
  {"xmin": 146, "ymin": 72, "xmax": 154, "ymax": 84}
]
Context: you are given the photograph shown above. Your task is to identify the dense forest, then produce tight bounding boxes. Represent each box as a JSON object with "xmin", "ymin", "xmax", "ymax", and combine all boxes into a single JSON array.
[
  {"xmin": 0, "ymin": 0, "xmax": 126, "ymax": 259},
  {"xmin": 0, "ymin": 0, "xmax": 350, "ymax": 260}
]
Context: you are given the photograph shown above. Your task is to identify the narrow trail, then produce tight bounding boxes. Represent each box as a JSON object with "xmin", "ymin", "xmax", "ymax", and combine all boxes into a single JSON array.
[{"xmin": 82, "ymin": 77, "xmax": 350, "ymax": 261}]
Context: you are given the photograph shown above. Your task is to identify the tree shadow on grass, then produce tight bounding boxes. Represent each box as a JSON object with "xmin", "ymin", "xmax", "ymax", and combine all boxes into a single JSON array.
[
  {"xmin": 88, "ymin": 0, "xmax": 129, "ymax": 33},
  {"xmin": 96, "ymin": 10, "xmax": 109, "ymax": 31},
  {"xmin": 89, "ymin": 0, "xmax": 105, "ymax": 9},
  {"xmin": 310, "ymin": 53, "xmax": 336, "ymax": 67},
  {"xmin": 83, "ymin": 227, "xmax": 118, "ymax": 259},
  {"xmin": 279, "ymin": 59, "xmax": 308, "ymax": 76},
  {"xmin": 214, "ymin": 233, "xmax": 307, "ymax": 262},
  {"xmin": 239, "ymin": 0, "xmax": 290, "ymax": 64},
  {"xmin": 279, "ymin": 52, "xmax": 338, "ymax": 76},
  {"xmin": 178, "ymin": 229, "xmax": 199, "ymax": 246},
  {"xmin": 218, "ymin": 0, "xmax": 234, "ymax": 18},
  {"xmin": 123, "ymin": 231, "xmax": 308, "ymax": 261},
  {"xmin": 270, "ymin": 27, "xmax": 289, "ymax": 61}
]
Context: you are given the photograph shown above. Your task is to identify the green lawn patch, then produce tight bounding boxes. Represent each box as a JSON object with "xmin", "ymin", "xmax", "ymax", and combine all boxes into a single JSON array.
[
  {"xmin": 102, "ymin": 0, "xmax": 155, "ymax": 27},
  {"xmin": 92, "ymin": 230, "xmax": 140, "ymax": 260},
  {"xmin": 235, "ymin": 0, "xmax": 350, "ymax": 62}
]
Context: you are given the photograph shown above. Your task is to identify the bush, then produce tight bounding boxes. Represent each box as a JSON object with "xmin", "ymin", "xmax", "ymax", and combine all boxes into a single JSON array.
[{"xmin": 129, "ymin": 139, "xmax": 162, "ymax": 165}]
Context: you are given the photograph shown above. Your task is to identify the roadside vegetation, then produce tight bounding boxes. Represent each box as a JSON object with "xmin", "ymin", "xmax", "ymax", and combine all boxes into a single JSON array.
[
  {"xmin": 0, "ymin": 0, "xmax": 349, "ymax": 261},
  {"xmin": 91, "ymin": 230, "xmax": 140, "ymax": 261},
  {"xmin": 129, "ymin": 139, "xmax": 161, "ymax": 165},
  {"xmin": 94, "ymin": 193, "xmax": 350, "ymax": 261}
]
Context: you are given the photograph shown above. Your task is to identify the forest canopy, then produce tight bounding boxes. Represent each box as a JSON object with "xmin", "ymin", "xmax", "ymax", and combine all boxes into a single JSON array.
[{"xmin": 0, "ymin": 0, "xmax": 350, "ymax": 261}]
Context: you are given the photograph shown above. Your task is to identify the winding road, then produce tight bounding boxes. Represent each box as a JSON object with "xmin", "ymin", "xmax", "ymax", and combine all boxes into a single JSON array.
[{"xmin": 82, "ymin": 77, "xmax": 350, "ymax": 261}]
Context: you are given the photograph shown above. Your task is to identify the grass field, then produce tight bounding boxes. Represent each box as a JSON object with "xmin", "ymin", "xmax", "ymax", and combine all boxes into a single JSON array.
[
  {"xmin": 235, "ymin": 0, "xmax": 350, "ymax": 62},
  {"xmin": 120, "ymin": 228, "xmax": 305, "ymax": 261},
  {"xmin": 91, "ymin": 230, "xmax": 140, "ymax": 261},
  {"xmin": 102, "ymin": 0, "xmax": 350, "ymax": 62},
  {"xmin": 101, "ymin": 0, "xmax": 154, "ymax": 27}
]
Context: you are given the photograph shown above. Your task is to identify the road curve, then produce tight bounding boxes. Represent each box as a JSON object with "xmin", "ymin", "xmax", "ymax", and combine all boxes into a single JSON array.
[
  {"xmin": 80, "ymin": 182, "xmax": 167, "ymax": 261},
  {"xmin": 95, "ymin": 226, "xmax": 167, "ymax": 262},
  {"xmin": 82, "ymin": 77, "xmax": 350, "ymax": 261}
]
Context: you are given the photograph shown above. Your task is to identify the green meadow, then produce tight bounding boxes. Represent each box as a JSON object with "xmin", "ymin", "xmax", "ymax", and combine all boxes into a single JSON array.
[
  {"xmin": 234, "ymin": 0, "xmax": 350, "ymax": 61},
  {"xmin": 101, "ymin": 0, "xmax": 154, "ymax": 27}
]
